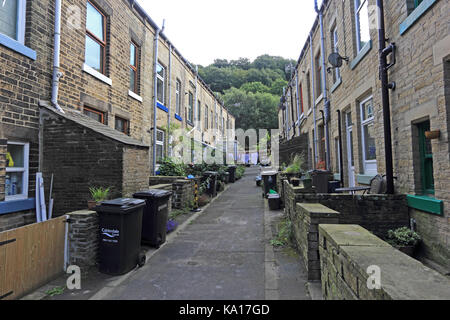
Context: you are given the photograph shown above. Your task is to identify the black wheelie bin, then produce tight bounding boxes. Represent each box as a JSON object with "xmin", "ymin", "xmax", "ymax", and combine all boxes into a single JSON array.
[
  {"xmin": 133, "ymin": 189, "xmax": 172, "ymax": 248},
  {"xmin": 203, "ymin": 171, "xmax": 218, "ymax": 197},
  {"xmin": 95, "ymin": 198, "xmax": 146, "ymax": 276}
]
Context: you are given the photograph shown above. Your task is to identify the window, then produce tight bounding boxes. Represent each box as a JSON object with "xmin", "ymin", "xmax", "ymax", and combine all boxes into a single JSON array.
[
  {"xmin": 188, "ymin": 92, "xmax": 194, "ymax": 123},
  {"xmin": 129, "ymin": 42, "xmax": 139, "ymax": 93},
  {"xmin": 354, "ymin": 0, "xmax": 370, "ymax": 53},
  {"xmin": 418, "ymin": 120, "xmax": 434, "ymax": 195},
  {"xmin": 306, "ymin": 72, "xmax": 312, "ymax": 110},
  {"xmin": 205, "ymin": 105, "xmax": 209, "ymax": 130},
  {"xmin": 156, "ymin": 129, "xmax": 165, "ymax": 163},
  {"xmin": 211, "ymin": 110, "xmax": 214, "ymax": 130},
  {"xmin": 5, "ymin": 142, "xmax": 29, "ymax": 201},
  {"xmin": 414, "ymin": 0, "xmax": 424, "ymax": 9},
  {"xmin": 84, "ymin": 106, "xmax": 105, "ymax": 124},
  {"xmin": 360, "ymin": 97, "xmax": 377, "ymax": 174},
  {"xmin": 85, "ymin": 1, "xmax": 106, "ymax": 74},
  {"xmin": 0, "ymin": 0, "xmax": 26, "ymax": 42},
  {"xmin": 156, "ymin": 63, "xmax": 165, "ymax": 105},
  {"xmin": 175, "ymin": 80, "xmax": 181, "ymax": 116},
  {"xmin": 299, "ymin": 84, "xmax": 304, "ymax": 115},
  {"xmin": 197, "ymin": 100, "xmax": 201, "ymax": 123},
  {"xmin": 331, "ymin": 25, "xmax": 341, "ymax": 83},
  {"xmin": 315, "ymin": 53, "xmax": 322, "ymax": 96},
  {"xmin": 115, "ymin": 117, "xmax": 129, "ymax": 135}
]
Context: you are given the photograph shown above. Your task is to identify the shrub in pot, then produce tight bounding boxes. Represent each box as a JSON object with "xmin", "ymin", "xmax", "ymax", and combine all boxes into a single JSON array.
[
  {"xmin": 386, "ymin": 227, "xmax": 421, "ymax": 257},
  {"xmin": 88, "ymin": 187, "xmax": 110, "ymax": 209}
]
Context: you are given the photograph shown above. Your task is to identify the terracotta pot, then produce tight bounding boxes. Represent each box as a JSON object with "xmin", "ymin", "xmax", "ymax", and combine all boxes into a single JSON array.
[
  {"xmin": 88, "ymin": 200, "xmax": 98, "ymax": 210},
  {"xmin": 425, "ymin": 130, "xmax": 440, "ymax": 140}
]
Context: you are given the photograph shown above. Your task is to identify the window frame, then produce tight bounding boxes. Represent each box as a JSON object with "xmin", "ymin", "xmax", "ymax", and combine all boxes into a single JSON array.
[
  {"xmin": 83, "ymin": 106, "xmax": 105, "ymax": 124},
  {"xmin": 418, "ymin": 121, "xmax": 434, "ymax": 195},
  {"xmin": 187, "ymin": 91, "xmax": 194, "ymax": 124},
  {"xmin": 354, "ymin": 0, "xmax": 370, "ymax": 53},
  {"xmin": 0, "ymin": 0, "xmax": 26, "ymax": 43},
  {"xmin": 85, "ymin": 0, "xmax": 107, "ymax": 75},
  {"xmin": 205, "ymin": 105, "xmax": 209, "ymax": 130},
  {"xmin": 315, "ymin": 52, "xmax": 323, "ymax": 96},
  {"xmin": 115, "ymin": 116, "xmax": 129, "ymax": 135},
  {"xmin": 331, "ymin": 25, "xmax": 341, "ymax": 82},
  {"xmin": 5, "ymin": 141, "xmax": 29, "ymax": 201},
  {"xmin": 299, "ymin": 83, "xmax": 304, "ymax": 115},
  {"xmin": 156, "ymin": 62, "xmax": 166, "ymax": 105},
  {"xmin": 129, "ymin": 41, "xmax": 139, "ymax": 94},
  {"xmin": 156, "ymin": 129, "xmax": 165, "ymax": 163},
  {"xmin": 359, "ymin": 96, "xmax": 377, "ymax": 174},
  {"xmin": 175, "ymin": 79, "xmax": 181, "ymax": 116}
]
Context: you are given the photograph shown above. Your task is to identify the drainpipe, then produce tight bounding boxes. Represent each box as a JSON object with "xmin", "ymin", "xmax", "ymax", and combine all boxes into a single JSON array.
[
  {"xmin": 315, "ymin": 0, "xmax": 331, "ymax": 171},
  {"xmin": 168, "ymin": 44, "xmax": 172, "ymax": 157},
  {"xmin": 337, "ymin": 110, "xmax": 344, "ymax": 186},
  {"xmin": 377, "ymin": 0, "xmax": 395, "ymax": 194},
  {"xmin": 51, "ymin": 0, "xmax": 64, "ymax": 114},
  {"xmin": 310, "ymin": 33, "xmax": 319, "ymax": 168},
  {"xmin": 194, "ymin": 65, "xmax": 199, "ymax": 130},
  {"xmin": 152, "ymin": 21, "xmax": 165, "ymax": 175},
  {"xmin": 295, "ymin": 71, "xmax": 301, "ymax": 124}
]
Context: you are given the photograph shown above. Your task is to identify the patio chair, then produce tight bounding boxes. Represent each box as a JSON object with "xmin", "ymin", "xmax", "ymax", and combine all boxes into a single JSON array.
[{"xmin": 368, "ymin": 174, "xmax": 385, "ymax": 194}]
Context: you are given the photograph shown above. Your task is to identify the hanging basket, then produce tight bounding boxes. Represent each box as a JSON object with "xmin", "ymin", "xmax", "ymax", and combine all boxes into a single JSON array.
[{"xmin": 425, "ymin": 130, "xmax": 440, "ymax": 140}]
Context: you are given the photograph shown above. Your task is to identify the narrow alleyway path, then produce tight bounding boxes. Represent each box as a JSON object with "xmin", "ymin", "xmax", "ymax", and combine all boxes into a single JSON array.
[{"xmin": 100, "ymin": 166, "xmax": 309, "ymax": 300}]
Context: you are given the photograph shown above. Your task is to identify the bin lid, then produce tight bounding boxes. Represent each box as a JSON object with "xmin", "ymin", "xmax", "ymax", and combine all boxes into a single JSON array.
[
  {"xmin": 133, "ymin": 189, "xmax": 173, "ymax": 199},
  {"xmin": 203, "ymin": 171, "xmax": 218, "ymax": 176},
  {"xmin": 95, "ymin": 198, "xmax": 145, "ymax": 213},
  {"xmin": 261, "ymin": 171, "xmax": 277, "ymax": 176},
  {"xmin": 268, "ymin": 194, "xmax": 280, "ymax": 199}
]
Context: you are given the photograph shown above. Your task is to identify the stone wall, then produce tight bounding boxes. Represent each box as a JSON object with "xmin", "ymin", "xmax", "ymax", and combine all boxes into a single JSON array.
[
  {"xmin": 279, "ymin": 134, "xmax": 309, "ymax": 168},
  {"xmin": 122, "ymin": 146, "xmax": 152, "ymax": 198},
  {"xmin": 67, "ymin": 210, "xmax": 99, "ymax": 269},
  {"xmin": 319, "ymin": 224, "xmax": 450, "ymax": 300},
  {"xmin": 284, "ymin": 181, "xmax": 409, "ymax": 239},
  {"xmin": 150, "ymin": 177, "xmax": 194, "ymax": 209},
  {"xmin": 293, "ymin": 203, "xmax": 339, "ymax": 280},
  {"xmin": 0, "ymin": 210, "xmax": 35, "ymax": 233},
  {"xmin": 0, "ymin": 140, "xmax": 6, "ymax": 202}
]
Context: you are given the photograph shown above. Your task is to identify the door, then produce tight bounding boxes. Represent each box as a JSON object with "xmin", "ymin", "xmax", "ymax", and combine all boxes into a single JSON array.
[{"xmin": 346, "ymin": 112, "xmax": 356, "ymax": 187}]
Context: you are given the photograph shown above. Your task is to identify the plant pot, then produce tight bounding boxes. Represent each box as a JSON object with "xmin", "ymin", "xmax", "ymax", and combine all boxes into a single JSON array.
[
  {"xmin": 301, "ymin": 178, "xmax": 313, "ymax": 189},
  {"xmin": 291, "ymin": 178, "xmax": 301, "ymax": 187},
  {"xmin": 87, "ymin": 200, "xmax": 98, "ymax": 210},
  {"xmin": 425, "ymin": 130, "xmax": 440, "ymax": 140},
  {"xmin": 395, "ymin": 245, "xmax": 416, "ymax": 257}
]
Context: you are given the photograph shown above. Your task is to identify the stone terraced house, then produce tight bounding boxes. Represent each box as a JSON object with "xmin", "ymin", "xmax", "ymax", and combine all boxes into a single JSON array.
[
  {"xmin": 0, "ymin": 0, "xmax": 235, "ymax": 227},
  {"xmin": 279, "ymin": 0, "xmax": 449, "ymax": 268}
]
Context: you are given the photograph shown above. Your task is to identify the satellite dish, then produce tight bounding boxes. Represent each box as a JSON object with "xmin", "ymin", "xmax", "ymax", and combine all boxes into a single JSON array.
[{"xmin": 328, "ymin": 52, "xmax": 344, "ymax": 68}]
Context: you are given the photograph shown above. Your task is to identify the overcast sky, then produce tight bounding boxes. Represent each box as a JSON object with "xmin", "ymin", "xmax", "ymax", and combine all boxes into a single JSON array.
[{"xmin": 137, "ymin": 0, "xmax": 318, "ymax": 66}]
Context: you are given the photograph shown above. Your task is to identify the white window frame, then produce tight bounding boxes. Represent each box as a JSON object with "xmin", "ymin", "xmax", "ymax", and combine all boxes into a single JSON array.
[
  {"xmin": 354, "ymin": 0, "xmax": 369, "ymax": 53},
  {"xmin": 0, "ymin": 0, "xmax": 26, "ymax": 43},
  {"xmin": 156, "ymin": 129, "xmax": 165, "ymax": 161},
  {"xmin": 5, "ymin": 141, "xmax": 29, "ymax": 201},
  {"xmin": 175, "ymin": 79, "xmax": 181, "ymax": 115},
  {"xmin": 156, "ymin": 63, "xmax": 165, "ymax": 105},
  {"xmin": 332, "ymin": 25, "xmax": 341, "ymax": 82},
  {"xmin": 359, "ymin": 96, "xmax": 377, "ymax": 174}
]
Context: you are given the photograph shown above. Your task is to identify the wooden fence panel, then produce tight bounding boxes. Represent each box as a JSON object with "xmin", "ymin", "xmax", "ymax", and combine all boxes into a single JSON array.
[{"xmin": 0, "ymin": 216, "xmax": 67, "ymax": 300}]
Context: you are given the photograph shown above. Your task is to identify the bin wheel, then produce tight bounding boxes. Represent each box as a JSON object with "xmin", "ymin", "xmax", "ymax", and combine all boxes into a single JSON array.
[{"xmin": 138, "ymin": 253, "xmax": 146, "ymax": 268}]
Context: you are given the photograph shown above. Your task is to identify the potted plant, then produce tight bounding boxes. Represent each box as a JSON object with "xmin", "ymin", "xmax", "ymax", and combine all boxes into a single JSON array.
[
  {"xmin": 88, "ymin": 186, "xmax": 110, "ymax": 210},
  {"xmin": 301, "ymin": 172, "xmax": 313, "ymax": 189},
  {"xmin": 386, "ymin": 227, "xmax": 421, "ymax": 257},
  {"xmin": 284, "ymin": 154, "xmax": 305, "ymax": 183}
]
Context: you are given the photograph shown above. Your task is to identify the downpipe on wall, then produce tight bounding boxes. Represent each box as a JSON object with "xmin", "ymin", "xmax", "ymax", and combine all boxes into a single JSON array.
[
  {"xmin": 310, "ymin": 33, "xmax": 319, "ymax": 168},
  {"xmin": 51, "ymin": 0, "xmax": 64, "ymax": 114},
  {"xmin": 153, "ymin": 20, "xmax": 165, "ymax": 175},
  {"xmin": 315, "ymin": 0, "xmax": 331, "ymax": 171},
  {"xmin": 376, "ymin": 0, "xmax": 395, "ymax": 194}
]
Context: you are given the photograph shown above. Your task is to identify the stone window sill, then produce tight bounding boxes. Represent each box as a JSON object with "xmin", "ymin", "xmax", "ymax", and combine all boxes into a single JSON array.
[
  {"xmin": 0, "ymin": 198, "xmax": 35, "ymax": 215},
  {"xmin": 315, "ymin": 94, "xmax": 323, "ymax": 106},
  {"xmin": 330, "ymin": 77, "xmax": 342, "ymax": 93},
  {"xmin": 83, "ymin": 63, "xmax": 112, "ymax": 86},
  {"xmin": 350, "ymin": 40, "xmax": 372, "ymax": 70},
  {"xmin": 400, "ymin": 0, "xmax": 437, "ymax": 35},
  {"xmin": 128, "ymin": 90, "xmax": 143, "ymax": 102},
  {"xmin": 0, "ymin": 33, "xmax": 36, "ymax": 60}
]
